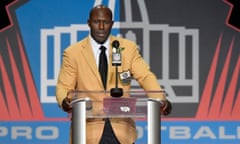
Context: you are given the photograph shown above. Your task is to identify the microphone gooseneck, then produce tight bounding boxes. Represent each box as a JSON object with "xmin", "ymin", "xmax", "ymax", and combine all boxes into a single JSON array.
[{"xmin": 111, "ymin": 40, "xmax": 123, "ymax": 97}]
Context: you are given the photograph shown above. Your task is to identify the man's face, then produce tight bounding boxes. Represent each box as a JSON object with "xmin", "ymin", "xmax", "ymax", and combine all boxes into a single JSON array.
[{"xmin": 88, "ymin": 8, "xmax": 114, "ymax": 44}]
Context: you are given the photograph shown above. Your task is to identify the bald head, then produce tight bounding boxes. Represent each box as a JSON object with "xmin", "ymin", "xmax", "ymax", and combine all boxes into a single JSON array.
[{"xmin": 89, "ymin": 5, "xmax": 113, "ymax": 20}]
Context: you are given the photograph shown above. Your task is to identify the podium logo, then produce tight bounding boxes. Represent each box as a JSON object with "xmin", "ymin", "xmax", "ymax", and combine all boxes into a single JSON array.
[{"xmin": 120, "ymin": 106, "xmax": 131, "ymax": 112}]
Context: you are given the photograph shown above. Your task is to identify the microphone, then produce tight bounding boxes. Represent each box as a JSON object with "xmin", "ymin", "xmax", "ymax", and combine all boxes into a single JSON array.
[
  {"xmin": 111, "ymin": 40, "xmax": 123, "ymax": 97},
  {"xmin": 112, "ymin": 40, "xmax": 121, "ymax": 66}
]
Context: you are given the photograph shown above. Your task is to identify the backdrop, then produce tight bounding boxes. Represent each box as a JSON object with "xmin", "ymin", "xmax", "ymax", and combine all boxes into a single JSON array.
[{"xmin": 1, "ymin": 0, "xmax": 239, "ymax": 143}]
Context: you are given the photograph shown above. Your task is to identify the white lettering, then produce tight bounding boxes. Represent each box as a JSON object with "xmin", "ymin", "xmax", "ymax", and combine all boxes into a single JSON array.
[
  {"xmin": 219, "ymin": 126, "xmax": 236, "ymax": 139},
  {"xmin": 161, "ymin": 126, "xmax": 167, "ymax": 131},
  {"xmin": 11, "ymin": 126, "xmax": 32, "ymax": 139},
  {"xmin": 238, "ymin": 127, "xmax": 240, "ymax": 139},
  {"xmin": 170, "ymin": 126, "xmax": 190, "ymax": 139},
  {"xmin": 193, "ymin": 126, "xmax": 216, "ymax": 139},
  {"xmin": 0, "ymin": 127, "xmax": 8, "ymax": 137},
  {"xmin": 0, "ymin": 126, "xmax": 59, "ymax": 140},
  {"xmin": 36, "ymin": 126, "xmax": 58, "ymax": 139}
]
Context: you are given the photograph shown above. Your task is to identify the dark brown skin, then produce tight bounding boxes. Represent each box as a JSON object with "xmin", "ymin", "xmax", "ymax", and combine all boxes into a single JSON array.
[
  {"xmin": 88, "ymin": 5, "xmax": 114, "ymax": 44},
  {"xmin": 161, "ymin": 100, "xmax": 172, "ymax": 115}
]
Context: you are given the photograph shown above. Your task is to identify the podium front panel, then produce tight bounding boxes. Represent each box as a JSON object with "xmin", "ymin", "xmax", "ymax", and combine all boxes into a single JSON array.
[{"xmin": 70, "ymin": 90, "xmax": 164, "ymax": 144}]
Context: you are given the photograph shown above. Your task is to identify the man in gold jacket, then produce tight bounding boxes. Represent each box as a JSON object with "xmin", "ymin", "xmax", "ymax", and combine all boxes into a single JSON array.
[{"xmin": 56, "ymin": 4, "xmax": 172, "ymax": 144}]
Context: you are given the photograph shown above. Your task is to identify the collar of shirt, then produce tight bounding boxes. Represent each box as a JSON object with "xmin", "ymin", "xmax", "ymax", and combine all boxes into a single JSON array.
[{"xmin": 89, "ymin": 35, "xmax": 110, "ymax": 66}]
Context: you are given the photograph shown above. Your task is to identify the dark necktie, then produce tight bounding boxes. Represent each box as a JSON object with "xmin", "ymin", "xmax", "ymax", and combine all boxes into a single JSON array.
[
  {"xmin": 99, "ymin": 46, "xmax": 120, "ymax": 143},
  {"xmin": 99, "ymin": 46, "xmax": 108, "ymax": 90}
]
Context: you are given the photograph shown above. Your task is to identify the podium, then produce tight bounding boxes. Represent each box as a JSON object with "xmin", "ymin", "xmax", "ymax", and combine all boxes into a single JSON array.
[{"xmin": 70, "ymin": 90, "xmax": 164, "ymax": 144}]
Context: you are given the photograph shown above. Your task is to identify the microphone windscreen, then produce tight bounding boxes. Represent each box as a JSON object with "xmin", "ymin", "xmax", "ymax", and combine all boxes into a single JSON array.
[{"xmin": 112, "ymin": 40, "xmax": 120, "ymax": 48}]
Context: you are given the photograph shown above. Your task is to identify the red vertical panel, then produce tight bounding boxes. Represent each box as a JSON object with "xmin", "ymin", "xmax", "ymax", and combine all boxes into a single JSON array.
[
  {"xmin": 208, "ymin": 38, "xmax": 233, "ymax": 118},
  {"xmin": 17, "ymin": 32, "xmax": 44, "ymax": 119},
  {"xmin": 1, "ymin": 53, "xmax": 20, "ymax": 119},
  {"xmin": 196, "ymin": 34, "xmax": 223, "ymax": 119},
  {"xmin": 232, "ymin": 90, "xmax": 240, "ymax": 119},
  {"xmin": 0, "ymin": 57, "xmax": 10, "ymax": 120},
  {"xmin": 231, "ymin": 56, "xmax": 240, "ymax": 119},
  {"xmin": 0, "ymin": 89, "xmax": 10, "ymax": 119},
  {"xmin": 7, "ymin": 38, "xmax": 32, "ymax": 119},
  {"xmin": 220, "ymin": 56, "xmax": 239, "ymax": 118}
]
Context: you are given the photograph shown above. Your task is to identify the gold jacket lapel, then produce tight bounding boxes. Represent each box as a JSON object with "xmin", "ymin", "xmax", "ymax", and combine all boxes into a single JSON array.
[{"xmin": 81, "ymin": 38, "xmax": 103, "ymax": 87}]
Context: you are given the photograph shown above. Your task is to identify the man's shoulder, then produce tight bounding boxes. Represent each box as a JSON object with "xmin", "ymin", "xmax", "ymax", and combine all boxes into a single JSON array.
[{"xmin": 65, "ymin": 37, "xmax": 89, "ymax": 52}]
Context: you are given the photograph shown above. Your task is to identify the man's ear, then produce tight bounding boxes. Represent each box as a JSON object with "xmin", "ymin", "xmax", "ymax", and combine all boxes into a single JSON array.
[
  {"xmin": 111, "ymin": 20, "xmax": 114, "ymax": 27},
  {"xmin": 87, "ymin": 20, "xmax": 90, "ymax": 26}
]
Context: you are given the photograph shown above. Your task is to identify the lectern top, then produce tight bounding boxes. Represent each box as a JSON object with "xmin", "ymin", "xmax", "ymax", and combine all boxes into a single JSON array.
[{"xmin": 69, "ymin": 90, "xmax": 164, "ymax": 118}]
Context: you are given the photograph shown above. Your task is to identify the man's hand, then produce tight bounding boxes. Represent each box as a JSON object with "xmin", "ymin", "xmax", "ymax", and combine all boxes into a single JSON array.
[
  {"xmin": 161, "ymin": 100, "xmax": 172, "ymax": 115},
  {"xmin": 62, "ymin": 97, "xmax": 72, "ymax": 112},
  {"xmin": 62, "ymin": 91, "xmax": 73, "ymax": 112}
]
